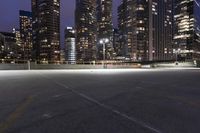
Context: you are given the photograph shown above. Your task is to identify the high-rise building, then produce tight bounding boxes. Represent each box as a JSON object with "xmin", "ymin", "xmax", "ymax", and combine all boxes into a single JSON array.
[
  {"xmin": 32, "ymin": 0, "xmax": 60, "ymax": 64},
  {"xmin": 97, "ymin": 0, "xmax": 114, "ymax": 60},
  {"xmin": 118, "ymin": 0, "xmax": 149, "ymax": 61},
  {"xmin": 150, "ymin": 0, "xmax": 173, "ymax": 61},
  {"xmin": 174, "ymin": 0, "xmax": 200, "ymax": 60},
  {"xmin": 113, "ymin": 29, "xmax": 121, "ymax": 57},
  {"xmin": 60, "ymin": 49, "xmax": 65, "ymax": 63},
  {"xmin": 118, "ymin": 0, "xmax": 173, "ymax": 61},
  {"xmin": 0, "ymin": 31, "xmax": 21, "ymax": 63},
  {"xmin": 64, "ymin": 27, "xmax": 76, "ymax": 64},
  {"xmin": 13, "ymin": 28, "xmax": 23, "ymax": 61},
  {"xmin": 13, "ymin": 29, "xmax": 22, "ymax": 48},
  {"xmin": 75, "ymin": 0, "xmax": 97, "ymax": 62},
  {"xmin": 0, "ymin": 33, "xmax": 4, "ymax": 60},
  {"xmin": 19, "ymin": 10, "xmax": 32, "ymax": 61}
]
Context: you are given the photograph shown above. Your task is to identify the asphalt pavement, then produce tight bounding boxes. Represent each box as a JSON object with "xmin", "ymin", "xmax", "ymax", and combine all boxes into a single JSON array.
[{"xmin": 0, "ymin": 68, "xmax": 200, "ymax": 133}]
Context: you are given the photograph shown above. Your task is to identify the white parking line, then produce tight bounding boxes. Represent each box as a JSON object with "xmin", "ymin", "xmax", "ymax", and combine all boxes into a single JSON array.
[
  {"xmin": 38, "ymin": 71, "xmax": 163, "ymax": 133},
  {"xmin": 50, "ymin": 79, "xmax": 162, "ymax": 133},
  {"xmin": 52, "ymin": 94, "xmax": 63, "ymax": 98}
]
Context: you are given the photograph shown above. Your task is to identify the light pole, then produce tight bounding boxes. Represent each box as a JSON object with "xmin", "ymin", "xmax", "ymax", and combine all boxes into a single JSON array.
[
  {"xmin": 99, "ymin": 38, "xmax": 109, "ymax": 68},
  {"xmin": 174, "ymin": 48, "xmax": 181, "ymax": 65}
]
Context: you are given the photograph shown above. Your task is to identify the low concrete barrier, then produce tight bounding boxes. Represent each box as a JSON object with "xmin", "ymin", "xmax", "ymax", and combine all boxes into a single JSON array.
[
  {"xmin": 0, "ymin": 64, "xmax": 28, "ymax": 70},
  {"xmin": 151, "ymin": 62, "xmax": 196, "ymax": 68},
  {"xmin": 0, "ymin": 62, "xmax": 197, "ymax": 70},
  {"xmin": 0, "ymin": 63, "xmax": 141, "ymax": 70}
]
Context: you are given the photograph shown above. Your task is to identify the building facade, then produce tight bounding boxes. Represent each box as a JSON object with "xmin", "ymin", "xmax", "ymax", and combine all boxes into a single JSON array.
[
  {"xmin": 64, "ymin": 27, "xmax": 76, "ymax": 64},
  {"xmin": 32, "ymin": 0, "xmax": 60, "ymax": 64},
  {"xmin": 13, "ymin": 28, "xmax": 23, "ymax": 61},
  {"xmin": 97, "ymin": 0, "xmax": 114, "ymax": 60},
  {"xmin": 113, "ymin": 29, "xmax": 122, "ymax": 57},
  {"xmin": 75, "ymin": 0, "xmax": 97, "ymax": 62},
  {"xmin": 60, "ymin": 49, "xmax": 66, "ymax": 63},
  {"xmin": 174, "ymin": 0, "xmax": 200, "ymax": 60},
  {"xmin": 19, "ymin": 10, "xmax": 32, "ymax": 61},
  {"xmin": 150, "ymin": 0, "xmax": 173, "ymax": 61},
  {"xmin": 0, "ymin": 32, "xmax": 21, "ymax": 63},
  {"xmin": 0, "ymin": 33, "xmax": 4, "ymax": 61},
  {"xmin": 118, "ymin": 0, "xmax": 149, "ymax": 61},
  {"xmin": 118, "ymin": 0, "xmax": 173, "ymax": 62}
]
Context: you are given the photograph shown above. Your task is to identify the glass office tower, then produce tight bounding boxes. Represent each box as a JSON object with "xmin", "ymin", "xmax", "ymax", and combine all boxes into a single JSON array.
[
  {"xmin": 32, "ymin": 0, "xmax": 60, "ymax": 64},
  {"xmin": 75, "ymin": 0, "xmax": 97, "ymax": 62},
  {"xmin": 174, "ymin": 0, "xmax": 200, "ymax": 60},
  {"xmin": 19, "ymin": 10, "xmax": 32, "ymax": 61},
  {"xmin": 118, "ymin": 0, "xmax": 173, "ymax": 61}
]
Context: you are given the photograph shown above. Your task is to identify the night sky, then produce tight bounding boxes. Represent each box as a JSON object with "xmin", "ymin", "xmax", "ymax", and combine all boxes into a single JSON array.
[{"xmin": 0, "ymin": 0, "xmax": 121, "ymax": 46}]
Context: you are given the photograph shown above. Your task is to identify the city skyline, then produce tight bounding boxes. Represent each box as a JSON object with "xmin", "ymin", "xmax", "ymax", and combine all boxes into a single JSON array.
[
  {"xmin": 0, "ymin": 0, "xmax": 200, "ymax": 63},
  {"xmin": 0, "ymin": 0, "xmax": 121, "ymax": 48},
  {"xmin": 0, "ymin": 0, "xmax": 120, "ymax": 40}
]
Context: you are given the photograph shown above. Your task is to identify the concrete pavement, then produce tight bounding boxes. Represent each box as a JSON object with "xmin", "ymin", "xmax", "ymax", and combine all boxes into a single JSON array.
[{"xmin": 0, "ymin": 69, "xmax": 200, "ymax": 133}]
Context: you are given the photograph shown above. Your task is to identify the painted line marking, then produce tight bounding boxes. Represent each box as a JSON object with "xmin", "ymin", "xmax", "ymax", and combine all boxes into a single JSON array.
[
  {"xmin": 52, "ymin": 94, "xmax": 63, "ymax": 98},
  {"xmin": 38, "ymin": 72, "xmax": 163, "ymax": 133},
  {"xmin": 42, "ymin": 113, "xmax": 52, "ymax": 119},
  {"xmin": 0, "ymin": 96, "xmax": 33, "ymax": 133},
  {"xmin": 51, "ymin": 80, "xmax": 162, "ymax": 133}
]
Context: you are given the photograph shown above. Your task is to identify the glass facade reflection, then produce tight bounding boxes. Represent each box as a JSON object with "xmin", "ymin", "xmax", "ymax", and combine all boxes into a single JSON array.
[
  {"xmin": 118, "ymin": 0, "xmax": 173, "ymax": 61},
  {"xmin": 19, "ymin": 10, "xmax": 32, "ymax": 61},
  {"xmin": 75, "ymin": 0, "xmax": 97, "ymax": 62},
  {"xmin": 174, "ymin": 0, "xmax": 200, "ymax": 60},
  {"xmin": 32, "ymin": 0, "xmax": 60, "ymax": 64},
  {"xmin": 65, "ymin": 27, "xmax": 76, "ymax": 64}
]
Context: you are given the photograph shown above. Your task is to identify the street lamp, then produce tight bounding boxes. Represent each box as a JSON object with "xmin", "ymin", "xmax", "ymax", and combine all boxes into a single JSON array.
[{"xmin": 99, "ymin": 38, "xmax": 109, "ymax": 68}]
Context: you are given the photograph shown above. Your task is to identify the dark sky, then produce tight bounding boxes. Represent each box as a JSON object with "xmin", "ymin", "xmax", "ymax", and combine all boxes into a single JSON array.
[{"xmin": 0, "ymin": 0, "xmax": 121, "ymax": 46}]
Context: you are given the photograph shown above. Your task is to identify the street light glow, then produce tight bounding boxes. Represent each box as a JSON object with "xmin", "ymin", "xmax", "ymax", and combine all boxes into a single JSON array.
[
  {"xmin": 99, "ymin": 38, "xmax": 109, "ymax": 44},
  {"xmin": 105, "ymin": 38, "xmax": 109, "ymax": 43},
  {"xmin": 100, "ymin": 40, "xmax": 103, "ymax": 44},
  {"xmin": 99, "ymin": 38, "xmax": 110, "ymax": 67}
]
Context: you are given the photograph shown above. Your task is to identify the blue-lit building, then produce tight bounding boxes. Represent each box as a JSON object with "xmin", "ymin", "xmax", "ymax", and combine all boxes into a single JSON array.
[
  {"xmin": 174, "ymin": 0, "xmax": 200, "ymax": 60},
  {"xmin": 64, "ymin": 27, "xmax": 76, "ymax": 64}
]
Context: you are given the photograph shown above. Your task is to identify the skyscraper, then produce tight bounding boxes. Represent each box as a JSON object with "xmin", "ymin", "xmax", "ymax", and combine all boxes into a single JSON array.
[
  {"xmin": 97, "ymin": 0, "xmax": 114, "ymax": 60},
  {"xmin": 0, "ymin": 31, "xmax": 21, "ymax": 62},
  {"xmin": 118, "ymin": 0, "xmax": 173, "ymax": 61},
  {"xmin": 75, "ymin": 0, "xmax": 97, "ymax": 62},
  {"xmin": 174, "ymin": 0, "xmax": 200, "ymax": 60},
  {"xmin": 13, "ymin": 28, "xmax": 23, "ymax": 61},
  {"xmin": 19, "ymin": 10, "xmax": 32, "ymax": 61},
  {"xmin": 31, "ymin": 0, "xmax": 60, "ymax": 64},
  {"xmin": 113, "ymin": 29, "xmax": 121, "ymax": 57},
  {"xmin": 150, "ymin": 0, "xmax": 173, "ymax": 61},
  {"xmin": 118, "ymin": 0, "xmax": 149, "ymax": 61},
  {"xmin": 0, "ymin": 33, "xmax": 4, "ymax": 60},
  {"xmin": 65, "ymin": 27, "xmax": 76, "ymax": 64}
]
